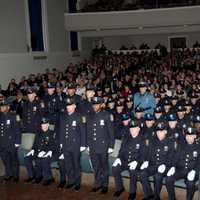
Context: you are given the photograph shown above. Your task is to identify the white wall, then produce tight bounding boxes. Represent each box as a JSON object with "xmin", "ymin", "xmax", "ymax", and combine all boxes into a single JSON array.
[
  {"xmin": 0, "ymin": 52, "xmax": 85, "ymax": 89},
  {"xmin": 0, "ymin": 0, "xmax": 85, "ymax": 89},
  {"xmin": 82, "ymin": 32, "xmax": 200, "ymax": 51},
  {"xmin": 46, "ymin": 0, "xmax": 69, "ymax": 52},
  {"xmin": 0, "ymin": 0, "xmax": 27, "ymax": 53}
]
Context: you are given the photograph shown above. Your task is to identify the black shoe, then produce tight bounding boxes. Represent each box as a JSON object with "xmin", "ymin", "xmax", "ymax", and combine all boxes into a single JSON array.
[
  {"xmin": 66, "ymin": 183, "xmax": 75, "ymax": 189},
  {"xmin": 13, "ymin": 177, "xmax": 19, "ymax": 183},
  {"xmin": 25, "ymin": 176, "xmax": 35, "ymax": 183},
  {"xmin": 142, "ymin": 195, "xmax": 155, "ymax": 200},
  {"xmin": 33, "ymin": 177, "xmax": 43, "ymax": 184},
  {"xmin": 58, "ymin": 181, "xmax": 66, "ymax": 188},
  {"xmin": 74, "ymin": 184, "xmax": 81, "ymax": 191},
  {"xmin": 42, "ymin": 179, "xmax": 54, "ymax": 186},
  {"xmin": 3, "ymin": 176, "xmax": 13, "ymax": 182},
  {"xmin": 101, "ymin": 187, "xmax": 108, "ymax": 194},
  {"xmin": 91, "ymin": 186, "xmax": 102, "ymax": 192},
  {"xmin": 113, "ymin": 188, "xmax": 125, "ymax": 197},
  {"xmin": 128, "ymin": 193, "xmax": 136, "ymax": 200},
  {"xmin": 153, "ymin": 196, "xmax": 160, "ymax": 200}
]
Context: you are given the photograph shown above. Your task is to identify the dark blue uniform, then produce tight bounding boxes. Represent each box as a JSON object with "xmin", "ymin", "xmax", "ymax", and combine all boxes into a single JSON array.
[
  {"xmin": 140, "ymin": 133, "xmax": 176, "ymax": 199},
  {"xmin": 21, "ymin": 99, "xmax": 43, "ymax": 133},
  {"xmin": 87, "ymin": 109, "xmax": 115, "ymax": 189},
  {"xmin": 112, "ymin": 130, "xmax": 147, "ymax": 196},
  {"xmin": 59, "ymin": 111, "xmax": 86, "ymax": 187},
  {"xmin": 24, "ymin": 129, "xmax": 58, "ymax": 183},
  {"xmin": 42, "ymin": 93, "xmax": 61, "ymax": 125},
  {"xmin": 0, "ymin": 111, "xmax": 21, "ymax": 180},
  {"xmin": 166, "ymin": 138, "xmax": 200, "ymax": 200}
]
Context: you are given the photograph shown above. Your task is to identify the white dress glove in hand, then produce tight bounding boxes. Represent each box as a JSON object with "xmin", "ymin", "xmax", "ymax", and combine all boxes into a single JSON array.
[
  {"xmin": 187, "ymin": 170, "xmax": 196, "ymax": 181},
  {"xmin": 128, "ymin": 161, "xmax": 138, "ymax": 170},
  {"xmin": 26, "ymin": 149, "xmax": 34, "ymax": 157},
  {"xmin": 112, "ymin": 158, "xmax": 122, "ymax": 167},
  {"xmin": 43, "ymin": 151, "xmax": 52, "ymax": 158},
  {"xmin": 140, "ymin": 161, "xmax": 149, "ymax": 170},
  {"xmin": 15, "ymin": 144, "xmax": 20, "ymax": 148},
  {"xmin": 167, "ymin": 167, "xmax": 175, "ymax": 177},
  {"xmin": 158, "ymin": 164, "xmax": 166, "ymax": 174},
  {"xmin": 38, "ymin": 151, "xmax": 46, "ymax": 158},
  {"xmin": 59, "ymin": 154, "xmax": 64, "ymax": 160},
  {"xmin": 108, "ymin": 148, "xmax": 114, "ymax": 154},
  {"xmin": 80, "ymin": 147, "xmax": 86, "ymax": 152}
]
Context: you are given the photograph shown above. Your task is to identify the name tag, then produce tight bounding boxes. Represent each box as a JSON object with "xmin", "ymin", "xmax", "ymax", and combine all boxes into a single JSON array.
[
  {"xmin": 33, "ymin": 106, "xmax": 37, "ymax": 111},
  {"xmin": 100, "ymin": 120, "xmax": 105, "ymax": 126},
  {"xmin": 72, "ymin": 121, "xmax": 77, "ymax": 126},
  {"xmin": 6, "ymin": 120, "xmax": 10, "ymax": 125}
]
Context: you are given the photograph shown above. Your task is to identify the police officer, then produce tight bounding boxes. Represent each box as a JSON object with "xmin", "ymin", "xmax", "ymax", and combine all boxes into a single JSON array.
[
  {"xmin": 24, "ymin": 118, "xmax": 57, "ymax": 186},
  {"xmin": 21, "ymin": 87, "xmax": 43, "ymax": 134},
  {"xmin": 0, "ymin": 100, "xmax": 21, "ymax": 182},
  {"xmin": 58, "ymin": 98, "xmax": 86, "ymax": 190},
  {"xmin": 133, "ymin": 81, "xmax": 156, "ymax": 115},
  {"xmin": 112, "ymin": 120, "xmax": 147, "ymax": 200},
  {"xmin": 42, "ymin": 82, "xmax": 61, "ymax": 128},
  {"xmin": 139, "ymin": 122, "xmax": 176, "ymax": 200},
  {"xmin": 65, "ymin": 83, "xmax": 82, "ymax": 112},
  {"xmin": 165, "ymin": 127, "xmax": 200, "ymax": 200},
  {"xmin": 142, "ymin": 113, "xmax": 156, "ymax": 144},
  {"xmin": 87, "ymin": 96, "xmax": 115, "ymax": 194},
  {"xmin": 167, "ymin": 113, "xmax": 184, "ymax": 145}
]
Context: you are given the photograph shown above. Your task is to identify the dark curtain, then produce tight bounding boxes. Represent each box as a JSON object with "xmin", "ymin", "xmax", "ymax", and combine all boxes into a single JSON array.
[
  {"xmin": 28, "ymin": 0, "xmax": 44, "ymax": 51},
  {"xmin": 69, "ymin": 0, "xmax": 78, "ymax": 51}
]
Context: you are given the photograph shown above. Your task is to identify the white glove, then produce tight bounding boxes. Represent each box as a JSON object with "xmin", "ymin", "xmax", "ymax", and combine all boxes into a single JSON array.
[
  {"xmin": 26, "ymin": 149, "xmax": 34, "ymax": 157},
  {"xmin": 128, "ymin": 161, "xmax": 138, "ymax": 170},
  {"xmin": 38, "ymin": 151, "xmax": 46, "ymax": 158},
  {"xmin": 87, "ymin": 147, "xmax": 90, "ymax": 152},
  {"xmin": 43, "ymin": 151, "xmax": 52, "ymax": 158},
  {"xmin": 80, "ymin": 147, "xmax": 86, "ymax": 152},
  {"xmin": 140, "ymin": 161, "xmax": 149, "ymax": 170},
  {"xmin": 187, "ymin": 170, "xmax": 196, "ymax": 181},
  {"xmin": 158, "ymin": 164, "xmax": 166, "ymax": 174},
  {"xmin": 15, "ymin": 144, "xmax": 20, "ymax": 148},
  {"xmin": 60, "ymin": 144, "xmax": 63, "ymax": 149},
  {"xmin": 59, "ymin": 154, "xmax": 64, "ymax": 160},
  {"xmin": 108, "ymin": 148, "xmax": 114, "ymax": 154},
  {"xmin": 112, "ymin": 158, "xmax": 122, "ymax": 167},
  {"xmin": 167, "ymin": 167, "xmax": 175, "ymax": 177}
]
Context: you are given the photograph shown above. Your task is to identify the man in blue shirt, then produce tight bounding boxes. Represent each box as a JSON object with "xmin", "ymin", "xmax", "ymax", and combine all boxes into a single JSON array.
[{"xmin": 133, "ymin": 81, "xmax": 156, "ymax": 115}]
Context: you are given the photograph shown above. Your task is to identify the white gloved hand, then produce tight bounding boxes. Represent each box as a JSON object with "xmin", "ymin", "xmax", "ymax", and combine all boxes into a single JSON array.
[
  {"xmin": 43, "ymin": 151, "xmax": 52, "ymax": 158},
  {"xmin": 167, "ymin": 167, "xmax": 175, "ymax": 177},
  {"xmin": 187, "ymin": 170, "xmax": 196, "ymax": 181},
  {"xmin": 128, "ymin": 161, "xmax": 138, "ymax": 170},
  {"xmin": 140, "ymin": 161, "xmax": 149, "ymax": 170},
  {"xmin": 108, "ymin": 148, "xmax": 114, "ymax": 154},
  {"xmin": 112, "ymin": 158, "xmax": 122, "ymax": 167},
  {"xmin": 80, "ymin": 147, "xmax": 86, "ymax": 152},
  {"xmin": 59, "ymin": 154, "xmax": 64, "ymax": 160},
  {"xmin": 158, "ymin": 164, "xmax": 166, "ymax": 174},
  {"xmin": 15, "ymin": 144, "xmax": 20, "ymax": 148},
  {"xmin": 60, "ymin": 144, "xmax": 63, "ymax": 149},
  {"xmin": 38, "ymin": 151, "xmax": 46, "ymax": 158},
  {"xmin": 26, "ymin": 149, "xmax": 34, "ymax": 157}
]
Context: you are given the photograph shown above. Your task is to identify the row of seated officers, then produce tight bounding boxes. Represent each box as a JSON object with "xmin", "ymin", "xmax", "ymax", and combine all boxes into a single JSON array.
[{"xmin": 0, "ymin": 85, "xmax": 200, "ymax": 200}]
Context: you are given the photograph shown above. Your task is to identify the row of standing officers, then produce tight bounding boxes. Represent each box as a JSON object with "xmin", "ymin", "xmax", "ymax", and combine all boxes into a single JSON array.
[{"xmin": 0, "ymin": 83, "xmax": 200, "ymax": 200}]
